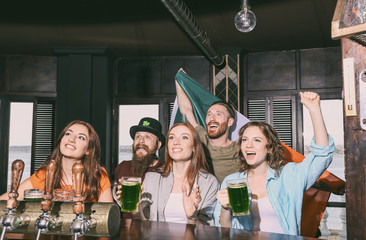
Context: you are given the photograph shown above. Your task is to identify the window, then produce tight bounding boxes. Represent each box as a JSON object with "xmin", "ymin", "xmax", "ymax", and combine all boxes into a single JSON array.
[
  {"xmin": 3, "ymin": 98, "xmax": 55, "ymax": 193},
  {"xmin": 303, "ymin": 99, "xmax": 345, "ymax": 232},
  {"xmin": 247, "ymin": 97, "xmax": 294, "ymax": 148},
  {"xmin": 31, "ymin": 100, "xmax": 55, "ymax": 173},
  {"xmin": 118, "ymin": 104, "xmax": 159, "ymax": 163},
  {"xmin": 7, "ymin": 102, "xmax": 33, "ymax": 191}
]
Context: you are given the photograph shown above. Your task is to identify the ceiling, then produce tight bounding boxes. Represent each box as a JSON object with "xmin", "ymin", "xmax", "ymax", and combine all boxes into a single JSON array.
[{"xmin": 0, "ymin": 0, "xmax": 340, "ymax": 60}]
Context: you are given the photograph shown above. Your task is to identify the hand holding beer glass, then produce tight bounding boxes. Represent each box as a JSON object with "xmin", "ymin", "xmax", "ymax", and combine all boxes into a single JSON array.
[
  {"xmin": 114, "ymin": 177, "xmax": 142, "ymax": 212},
  {"xmin": 226, "ymin": 178, "xmax": 250, "ymax": 216}
]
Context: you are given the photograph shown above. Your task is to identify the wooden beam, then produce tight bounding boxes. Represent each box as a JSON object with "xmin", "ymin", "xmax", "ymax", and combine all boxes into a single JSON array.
[
  {"xmin": 341, "ymin": 37, "xmax": 366, "ymax": 239},
  {"xmin": 332, "ymin": 0, "xmax": 366, "ymax": 39}
]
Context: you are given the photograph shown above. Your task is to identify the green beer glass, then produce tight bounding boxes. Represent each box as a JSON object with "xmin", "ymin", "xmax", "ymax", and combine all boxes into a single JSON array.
[
  {"xmin": 227, "ymin": 178, "xmax": 250, "ymax": 216},
  {"xmin": 24, "ymin": 189, "xmax": 44, "ymax": 201},
  {"xmin": 120, "ymin": 177, "xmax": 142, "ymax": 212}
]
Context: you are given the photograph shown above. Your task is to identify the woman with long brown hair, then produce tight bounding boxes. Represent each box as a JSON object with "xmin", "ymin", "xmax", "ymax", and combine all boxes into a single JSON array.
[
  {"xmin": 0, "ymin": 120, "xmax": 113, "ymax": 202},
  {"xmin": 118, "ymin": 122, "xmax": 219, "ymax": 225}
]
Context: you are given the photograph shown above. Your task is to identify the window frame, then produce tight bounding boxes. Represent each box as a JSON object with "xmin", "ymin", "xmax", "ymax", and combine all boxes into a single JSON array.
[
  {"xmin": 0, "ymin": 96, "xmax": 55, "ymax": 194},
  {"xmin": 112, "ymin": 97, "xmax": 174, "ymax": 175},
  {"xmin": 244, "ymin": 95, "xmax": 297, "ymax": 149}
]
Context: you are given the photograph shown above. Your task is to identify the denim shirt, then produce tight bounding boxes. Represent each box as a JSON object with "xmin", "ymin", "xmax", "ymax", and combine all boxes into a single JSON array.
[
  {"xmin": 214, "ymin": 135, "xmax": 335, "ymax": 235},
  {"xmin": 140, "ymin": 170, "xmax": 220, "ymax": 225}
]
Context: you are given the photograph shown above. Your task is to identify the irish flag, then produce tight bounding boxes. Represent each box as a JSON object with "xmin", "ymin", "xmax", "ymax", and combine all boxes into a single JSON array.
[
  {"xmin": 170, "ymin": 70, "xmax": 250, "ymax": 141},
  {"xmin": 171, "ymin": 69, "xmax": 345, "ymax": 237}
]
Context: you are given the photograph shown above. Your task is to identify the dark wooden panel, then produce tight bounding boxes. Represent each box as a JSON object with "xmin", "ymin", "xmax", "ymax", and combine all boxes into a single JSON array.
[
  {"xmin": 117, "ymin": 58, "xmax": 162, "ymax": 97},
  {"xmin": 300, "ymin": 47, "xmax": 342, "ymax": 89},
  {"xmin": 341, "ymin": 38, "xmax": 366, "ymax": 240},
  {"xmin": 8, "ymin": 56, "xmax": 56, "ymax": 92},
  {"xmin": 56, "ymin": 54, "xmax": 92, "ymax": 134},
  {"xmin": 0, "ymin": 99, "xmax": 10, "ymax": 195},
  {"xmin": 0, "ymin": 57, "xmax": 6, "ymax": 91},
  {"xmin": 91, "ymin": 55, "xmax": 114, "ymax": 169},
  {"xmin": 117, "ymin": 56, "xmax": 211, "ymax": 97},
  {"xmin": 55, "ymin": 49, "xmax": 115, "ymax": 175},
  {"xmin": 163, "ymin": 57, "xmax": 211, "ymax": 94},
  {"xmin": 247, "ymin": 51, "xmax": 297, "ymax": 91}
]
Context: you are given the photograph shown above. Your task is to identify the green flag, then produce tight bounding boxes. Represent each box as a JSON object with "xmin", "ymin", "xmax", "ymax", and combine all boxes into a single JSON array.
[{"xmin": 171, "ymin": 69, "xmax": 249, "ymax": 141}]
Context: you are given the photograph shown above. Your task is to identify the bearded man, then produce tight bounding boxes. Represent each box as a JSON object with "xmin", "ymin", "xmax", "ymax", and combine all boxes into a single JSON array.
[
  {"xmin": 176, "ymin": 80, "xmax": 236, "ymax": 183},
  {"xmin": 114, "ymin": 117, "xmax": 165, "ymax": 183}
]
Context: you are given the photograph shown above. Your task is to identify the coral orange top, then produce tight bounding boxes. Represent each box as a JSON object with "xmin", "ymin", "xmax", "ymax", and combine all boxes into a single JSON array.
[{"xmin": 29, "ymin": 167, "xmax": 111, "ymax": 202}]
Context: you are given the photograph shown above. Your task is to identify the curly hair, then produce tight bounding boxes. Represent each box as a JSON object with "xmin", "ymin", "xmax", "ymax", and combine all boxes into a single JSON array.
[
  {"xmin": 162, "ymin": 123, "xmax": 211, "ymax": 192},
  {"xmin": 37, "ymin": 120, "xmax": 107, "ymax": 202},
  {"xmin": 237, "ymin": 121, "xmax": 284, "ymax": 172}
]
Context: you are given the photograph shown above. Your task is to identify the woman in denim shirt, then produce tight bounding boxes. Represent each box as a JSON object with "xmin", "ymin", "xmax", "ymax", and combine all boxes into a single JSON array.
[{"xmin": 214, "ymin": 92, "xmax": 335, "ymax": 235}]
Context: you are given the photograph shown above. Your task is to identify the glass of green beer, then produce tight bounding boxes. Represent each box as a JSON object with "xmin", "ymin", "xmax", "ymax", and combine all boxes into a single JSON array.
[
  {"xmin": 24, "ymin": 189, "xmax": 44, "ymax": 201},
  {"xmin": 226, "ymin": 178, "xmax": 250, "ymax": 216},
  {"xmin": 120, "ymin": 177, "xmax": 142, "ymax": 212}
]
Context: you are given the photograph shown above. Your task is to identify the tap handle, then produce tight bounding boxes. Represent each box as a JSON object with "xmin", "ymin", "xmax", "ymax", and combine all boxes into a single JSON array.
[
  {"xmin": 41, "ymin": 160, "xmax": 57, "ymax": 211},
  {"xmin": 72, "ymin": 163, "xmax": 84, "ymax": 214},
  {"xmin": 8, "ymin": 159, "xmax": 25, "ymax": 208}
]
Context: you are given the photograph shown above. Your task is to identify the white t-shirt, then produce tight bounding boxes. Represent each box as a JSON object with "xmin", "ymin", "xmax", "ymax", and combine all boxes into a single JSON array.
[
  {"xmin": 164, "ymin": 193, "xmax": 188, "ymax": 223},
  {"xmin": 251, "ymin": 197, "xmax": 285, "ymax": 234}
]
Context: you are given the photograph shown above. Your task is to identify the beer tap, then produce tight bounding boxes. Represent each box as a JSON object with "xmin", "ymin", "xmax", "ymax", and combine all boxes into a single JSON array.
[
  {"xmin": 70, "ymin": 163, "xmax": 96, "ymax": 240},
  {"xmin": 0, "ymin": 159, "xmax": 29, "ymax": 240},
  {"xmin": 35, "ymin": 160, "xmax": 62, "ymax": 240}
]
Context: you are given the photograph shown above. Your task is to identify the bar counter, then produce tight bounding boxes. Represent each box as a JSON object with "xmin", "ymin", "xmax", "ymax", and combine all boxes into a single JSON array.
[{"xmin": 5, "ymin": 219, "xmax": 317, "ymax": 240}]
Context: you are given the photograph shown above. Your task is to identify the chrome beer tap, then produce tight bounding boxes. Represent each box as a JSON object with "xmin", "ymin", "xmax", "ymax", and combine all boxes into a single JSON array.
[
  {"xmin": 35, "ymin": 160, "xmax": 62, "ymax": 240},
  {"xmin": 70, "ymin": 163, "xmax": 96, "ymax": 240},
  {"xmin": 0, "ymin": 159, "xmax": 29, "ymax": 240}
]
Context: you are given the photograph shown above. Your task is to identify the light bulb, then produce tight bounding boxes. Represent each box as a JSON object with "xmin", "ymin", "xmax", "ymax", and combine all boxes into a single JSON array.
[{"xmin": 234, "ymin": 6, "xmax": 256, "ymax": 33}]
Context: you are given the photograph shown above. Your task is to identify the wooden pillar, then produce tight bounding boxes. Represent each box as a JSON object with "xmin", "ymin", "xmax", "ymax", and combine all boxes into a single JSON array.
[
  {"xmin": 53, "ymin": 47, "xmax": 116, "ymax": 175},
  {"xmin": 341, "ymin": 38, "xmax": 366, "ymax": 239}
]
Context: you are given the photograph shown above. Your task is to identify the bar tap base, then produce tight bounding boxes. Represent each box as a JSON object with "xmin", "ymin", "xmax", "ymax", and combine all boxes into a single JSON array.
[{"xmin": 0, "ymin": 201, "xmax": 120, "ymax": 237}]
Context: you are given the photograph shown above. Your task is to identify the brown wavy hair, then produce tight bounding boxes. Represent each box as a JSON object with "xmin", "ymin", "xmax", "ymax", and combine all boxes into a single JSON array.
[
  {"xmin": 37, "ymin": 120, "xmax": 107, "ymax": 202},
  {"xmin": 237, "ymin": 121, "xmax": 284, "ymax": 172},
  {"xmin": 162, "ymin": 123, "xmax": 211, "ymax": 192}
]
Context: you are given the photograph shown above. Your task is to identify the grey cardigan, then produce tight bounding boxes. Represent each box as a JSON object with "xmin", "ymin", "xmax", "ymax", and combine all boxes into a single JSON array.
[{"xmin": 140, "ymin": 170, "xmax": 220, "ymax": 225}]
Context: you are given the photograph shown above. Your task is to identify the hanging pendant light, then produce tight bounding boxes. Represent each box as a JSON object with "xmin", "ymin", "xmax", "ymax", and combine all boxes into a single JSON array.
[{"xmin": 234, "ymin": 0, "xmax": 256, "ymax": 33}]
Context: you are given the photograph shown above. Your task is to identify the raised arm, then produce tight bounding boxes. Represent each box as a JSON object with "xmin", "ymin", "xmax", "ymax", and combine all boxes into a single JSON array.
[
  {"xmin": 300, "ymin": 92, "xmax": 328, "ymax": 146},
  {"xmin": 175, "ymin": 70, "xmax": 199, "ymax": 128}
]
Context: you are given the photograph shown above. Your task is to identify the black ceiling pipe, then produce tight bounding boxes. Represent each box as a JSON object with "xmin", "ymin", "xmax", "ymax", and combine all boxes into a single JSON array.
[{"xmin": 160, "ymin": 0, "xmax": 225, "ymax": 67}]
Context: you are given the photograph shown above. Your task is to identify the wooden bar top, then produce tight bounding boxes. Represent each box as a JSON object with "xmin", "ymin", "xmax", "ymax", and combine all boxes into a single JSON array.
[{"xmin": 5, "ymin": 219, "xmax": 317, "ymax": 240}]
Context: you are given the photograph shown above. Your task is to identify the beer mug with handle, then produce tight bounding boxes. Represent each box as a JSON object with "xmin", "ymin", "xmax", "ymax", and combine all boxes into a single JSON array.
[
  {"xmin": 226, "ymin": 178, "xmax": 250, "ymax": 216},
  {"xmin": 112, "ymin": 177, "xmax": 142, "ymax": 212}
]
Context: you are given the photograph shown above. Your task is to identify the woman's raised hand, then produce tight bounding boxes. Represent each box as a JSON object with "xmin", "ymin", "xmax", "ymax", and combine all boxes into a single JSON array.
[
  {"xmin": 300, "ymin": 91, "xmax": 329, "ymax": 146},
  {"xmin": 300, "ymin": 91, "xmax": 320, "ymax": 111},
  {"xmin": 216, "ymin": 189, "xmax": 230, "ymax": 210},
  {"xmin": 182, "ymin": 184, "xmax": 201, "ymax": 220}
]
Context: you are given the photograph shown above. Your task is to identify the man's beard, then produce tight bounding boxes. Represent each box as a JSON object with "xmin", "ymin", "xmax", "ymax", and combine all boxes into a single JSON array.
[
  {"xmin": 206, "ymin": 120, "xmax": 228, "ymax": 139},
  {"xmin": 131, "ymin": 143, "xmax": 158, "ymax": 176}
]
